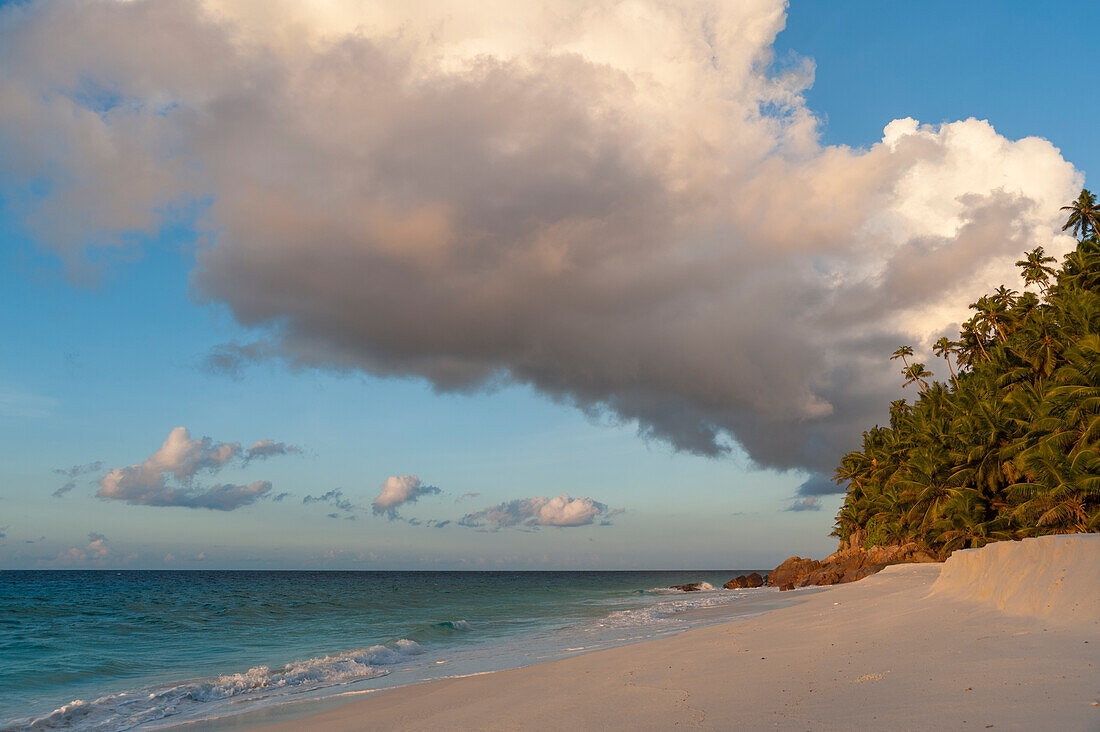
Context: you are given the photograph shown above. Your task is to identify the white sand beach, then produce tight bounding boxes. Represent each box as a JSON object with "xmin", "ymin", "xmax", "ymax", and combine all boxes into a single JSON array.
[{"xmin": 203, "ymin": 534, "xmax": 1100, "ymax": 732}]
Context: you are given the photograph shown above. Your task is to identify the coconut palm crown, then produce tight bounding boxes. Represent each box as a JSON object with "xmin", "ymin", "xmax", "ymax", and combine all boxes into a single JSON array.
[{"xmin": 831, "ymin": 191, "xmax": 1100, "ymax": 554}]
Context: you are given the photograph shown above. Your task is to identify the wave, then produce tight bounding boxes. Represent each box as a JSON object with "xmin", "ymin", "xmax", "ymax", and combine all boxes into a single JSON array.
[
  {"xmin": 6, "ymin": 640, "xmax": 424, "ymax": 732},
  {"xmin": 600, "ymin": 588, "xmax": 770, "ymax": 629},
  {"xmin": 400, "ymin": 619, "xmax": 472, "ymax": 646},
  {"xmin": 647, "ymin": 581, "xmax": 717, "ymax": 594}
]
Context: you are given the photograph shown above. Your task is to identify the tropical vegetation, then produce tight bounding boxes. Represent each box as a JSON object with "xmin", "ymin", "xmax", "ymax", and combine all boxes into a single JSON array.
[{"xmin": 832, "ymin": 189, "xmax": 1100, "ymax": 555}]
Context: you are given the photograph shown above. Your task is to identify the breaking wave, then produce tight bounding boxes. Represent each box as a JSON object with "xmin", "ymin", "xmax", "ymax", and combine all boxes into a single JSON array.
[
  {"xmin": 6, "ymin": 640, "xmax": 424, "ymax": 731},
  {"xmin": 601, "ymin": 587, "xmax": 771, "ymax": 628}
]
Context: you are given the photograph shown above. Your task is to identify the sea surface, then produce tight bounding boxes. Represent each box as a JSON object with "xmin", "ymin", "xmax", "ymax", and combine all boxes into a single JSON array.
[{"xmin": 0, "ymin": 570, "xmax": 787, "ymax": 730}]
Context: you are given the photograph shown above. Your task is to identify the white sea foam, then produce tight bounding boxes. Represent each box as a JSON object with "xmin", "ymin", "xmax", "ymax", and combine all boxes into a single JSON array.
[
  {"xmin": 648, "ymin": 581, "xmax": 723, "ymax": 594},
  {"xmin": 600, "ymin": 588, "xmax": 769, "ymax": 629},
  {"xmin": 9, "ymin": 640, "xmax": 423, "ymax": 731}
]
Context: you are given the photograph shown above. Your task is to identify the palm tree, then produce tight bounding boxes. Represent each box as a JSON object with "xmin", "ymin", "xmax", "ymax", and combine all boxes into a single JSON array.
[
  {"xmin": 890, "ymin": 345, "xmax": 914, "ymax": 371},
  {"xmin": 970, "ymin": 295, "xmax": 1010, "ymax": 343},
  {"xmin": 1010, "ymin": 446, "xmax": 1100, "ymax": 533},
  {"xmin": 902, "ymin": 363, "xmax": 933, "ymax": 393},
  {"xmin": 992, "ymin": 285, "xmax": 1017, "ymax": 308},
  {"xmin": 1061, "ymin": 189, "xmax": 1100, "ymax": 240},
  {"xmin": 958, "ymin": 318, "xmax": 991, "ymax": 364},
  {"xmin": 830, "ymin": 191, "xmax": 1100, "ymax": 555},
  {"xmin": 932, "ymin": 336, "xmax": 960, "ymax": 390},
  {"xmin": 1016, "ymin": 247, "xmax": 1057, "ymax": 294}
]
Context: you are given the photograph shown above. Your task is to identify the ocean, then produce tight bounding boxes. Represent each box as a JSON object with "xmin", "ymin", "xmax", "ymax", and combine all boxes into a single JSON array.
[{"xmin": 0, "ymin": 569, "xmax": 786, "ymax": 730}]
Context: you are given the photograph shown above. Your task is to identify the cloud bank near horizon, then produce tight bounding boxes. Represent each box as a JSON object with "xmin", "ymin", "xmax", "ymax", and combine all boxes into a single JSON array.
[
  {"xmin": 96, "ymin": 426, "xmax": 294, "ymax": 510},
  {"xmin": 0, "ymin": 0, "xmax": 1083, "ymax": 475},
  {"xmin": 460, "ymin": 494, "xmax": 618, "ymax": 530}
]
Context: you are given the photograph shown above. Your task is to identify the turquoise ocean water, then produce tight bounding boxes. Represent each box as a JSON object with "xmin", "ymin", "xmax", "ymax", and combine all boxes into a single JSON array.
[{"xmin": 0, "ymin": 570, "xmax": 785, "ymax": 730}]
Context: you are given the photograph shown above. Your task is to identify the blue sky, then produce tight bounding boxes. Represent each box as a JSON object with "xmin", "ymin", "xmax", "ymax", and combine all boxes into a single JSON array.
[{"xmin": 0, "ymin": 0, "xmax": 1095, "ymax": 569}]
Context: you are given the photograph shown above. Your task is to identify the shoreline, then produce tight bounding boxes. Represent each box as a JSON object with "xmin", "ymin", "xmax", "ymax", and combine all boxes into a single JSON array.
[
  {"xmin": 6, "ymin": 570, "xmax": 794, "ymax": 730},
  {"xmin": 178, "ymin": 535, "xmax": 1099, "ymax": 731},
  {"xmin": 160, "ymin": 583, "xmax": 809, "ymax": 732}
]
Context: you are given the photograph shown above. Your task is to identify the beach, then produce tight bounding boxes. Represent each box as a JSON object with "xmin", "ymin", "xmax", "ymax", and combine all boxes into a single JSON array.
[{"xmin": 201, "ymin": 535, "xmax": 1099, "ymax": 731}]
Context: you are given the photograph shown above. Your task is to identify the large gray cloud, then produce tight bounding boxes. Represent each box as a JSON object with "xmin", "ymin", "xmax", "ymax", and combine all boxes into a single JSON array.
[{"xmin": 0, "ymin": 0, "xmax": 1082, "ymax": 475}]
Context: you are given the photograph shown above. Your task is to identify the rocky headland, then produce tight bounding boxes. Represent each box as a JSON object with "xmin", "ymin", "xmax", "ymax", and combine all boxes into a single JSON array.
[
  {"xmin": 766, "ymin": 530, "xmax": 941, "ymax": 590},
  {"xmin": 669, "ymin": 534, "xmax": 943, "ymax": 593}
]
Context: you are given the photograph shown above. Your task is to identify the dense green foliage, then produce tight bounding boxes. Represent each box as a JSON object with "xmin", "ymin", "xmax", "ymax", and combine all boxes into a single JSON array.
[{"xmin": 832, "ymin": 190, "xmax": 1100, "ymax": 555}]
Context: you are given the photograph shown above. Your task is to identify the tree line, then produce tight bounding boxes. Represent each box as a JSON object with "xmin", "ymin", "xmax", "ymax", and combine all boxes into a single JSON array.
[{"xmin": 832, "ymin": 190, "xmax": 1100, "ymax": 554}]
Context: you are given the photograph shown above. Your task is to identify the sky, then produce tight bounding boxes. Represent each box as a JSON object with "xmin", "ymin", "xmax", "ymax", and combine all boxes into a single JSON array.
[{"xmin": 0, "ymin": 0, "xmax": 1096, "ymax": 570}]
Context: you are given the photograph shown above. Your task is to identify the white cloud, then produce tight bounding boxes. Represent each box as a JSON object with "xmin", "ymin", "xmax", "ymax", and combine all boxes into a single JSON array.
[
  {"xmin": 0, "ymin": 0, "xmax": 1082, "ymax": 472},
  {"xmin": 460, "ymin": 494, "xmax": 617, "ymax": 530},
  {"xmin": 785, "ymin": 496, "xmax": 822, "ymax": 512},
  {"xmin": 96, "ymin": 426, "xmax": 285, "ymax": 510},
  {"xmin": 372, "ymin": 475, "xmax": 441, "ymax": 518},
  {"xmin": 58, "ymin": 532, "xmax": 112, "ymax": 563}
]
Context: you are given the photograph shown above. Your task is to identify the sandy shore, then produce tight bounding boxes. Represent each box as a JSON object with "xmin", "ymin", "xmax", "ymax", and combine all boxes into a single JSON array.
[{"xmin": 190, "ymin": 535, "xmax": 1099, "ymax": 731}]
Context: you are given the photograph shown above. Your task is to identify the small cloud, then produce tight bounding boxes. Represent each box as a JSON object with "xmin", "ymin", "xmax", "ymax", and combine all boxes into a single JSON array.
[
  {"xmin": 459, "ymin": 494, "xmax": 619, "ymax": 531},
  {"xmin": 796, "ymin": 473, "xmax": 843, "ymax": 496},
  {"xmin": 784, "ymin": 496, "xmax": 822, "ymax": 512},
  {"xmin": 304, "ymin": 489, "xmax": 356, "ymax": 516},
  {"xmin": 202, "ymin": 340, "xmax": 272, "ymax": 379},
  {"xmin": 58, "ymin": 532, "xmax": 112, "ymax": 563},
  {"xmin": 190, "ymin": 481, "xmax": 275, "ymax": 510},
  {"xmin": 52, "ymin": 461, "xmax": 104, "ymax": 497},
  {"xmin": 271, "ymin": 492, "xmax": 290, "ymax": 502},
  {"xmin": 427, "ymin": 519, "xmax": 451, "ymax": 529},
  {"xmin": 372, "ymin": 475, "xmax": 440, "ymax": 519},
  {"xmin": 95, "ymin": 427, "xmax": 286, "ymax": 510},
  {"xmin": 245, "ymin": 439, "xmax": 302, "ymax": 462},
  {"xmin": 456, "ymin": 492, "xmax": 481, "ymax": 502}
]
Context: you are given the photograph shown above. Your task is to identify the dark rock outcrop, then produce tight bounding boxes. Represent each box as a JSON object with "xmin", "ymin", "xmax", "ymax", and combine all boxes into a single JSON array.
[
  {"xmin": 724, "ymin": 572, "xmax": 764, "ymax": 589},
  {"xmin": 765, "ymin": 541, "xmax": 942, "ymax": 588},
  {"xmin": 670, "ymin": 582, "xmax": 704, "ymax": 592},
  {"xmin": 766, "ymin": 557, "xmax": 822, "ymax": 587}
]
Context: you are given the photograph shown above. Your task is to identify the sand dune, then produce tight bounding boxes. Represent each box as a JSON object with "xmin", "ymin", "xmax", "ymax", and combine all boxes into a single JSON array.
[{"xmin": 931, "ymin": 534, "xmax": 1100, "ymax": 624}]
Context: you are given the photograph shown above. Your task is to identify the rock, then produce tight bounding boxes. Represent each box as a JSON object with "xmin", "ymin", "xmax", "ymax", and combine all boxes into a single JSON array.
[
  {"xmin": 766, "ymin": 542, "xmax": 945, "ymax": 589},
  {"xmin": 723, "ymin": 572, "xmax": 764, "ymax": 589},
  {"xmin": 765, "ymin": 557, "xmax": 822, "ymax": 587},
  {"xmin": 670, "ymin": 582, "xmax": 703, "ymax": 592},
  {"xmin": 778, "ymin": 583, "xmax": 796, "ymax": 591},
  {"xmin": 843, "ymin": 563, "xmax": 889, "ymax": 583}
]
